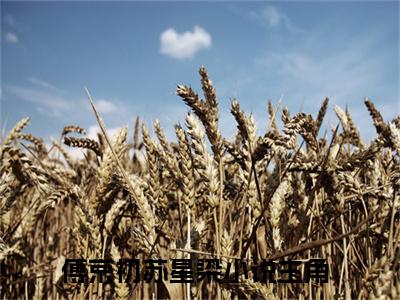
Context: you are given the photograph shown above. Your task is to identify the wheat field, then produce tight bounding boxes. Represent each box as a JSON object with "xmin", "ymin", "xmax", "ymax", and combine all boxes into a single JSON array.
[{"xmin": 0, "ymin": 67, "xmax": 399, "ymax": 299}]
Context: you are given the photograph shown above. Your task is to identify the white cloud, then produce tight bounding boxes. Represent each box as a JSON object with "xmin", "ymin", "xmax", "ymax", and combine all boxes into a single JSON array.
[
  {"xmin": 5, "ymin": 79, "xmax": 102, "ymax": 118},
  {"xmin": 261, "ymin": 6, "xmax": 285, "ymax": 27},
  {"xmin": 5, "ymin": 85, "xmax": 72, "ymax": 113},
  {"xmin": 251, "ymin": 42, "xmax": 396, "ymax": 141},
  {"xmin": 4, "ymin": 15, "xmax": 16, "ymax": 27},
  {"xmin": 248, "ymin": 5, "xmax": 302, "ymax": 33},
  {"xmin": 84, "ymin": 98, "xmax": 119, "ymax": 114},
  {"xmin": 87, "ymin": 125, "xmax": 122, "ymax": 141},
  {"xmin": 211, "ymin": 26, "xmax": 396, "ymax": 142},
  {"xmin": 12, "ymin": 78, "xmax": 119, "ymax": 116},
  {"xmin": 94, "ymin": 99, "xmax": 117, "ymax": 114},
  {"xmin": 5, "ymin": 32, "xmax": 18, "ymax": 44},
  {"xmin": 254, "ymin": 49, "xmax": 382, "ymax": 105},
  {"xmin": 160, "ymin": 26, "xmax": 211, "ymax": 59},
  {"xmin": 28, "ymin": 77, "xmax": 61, "ymax": 92}
]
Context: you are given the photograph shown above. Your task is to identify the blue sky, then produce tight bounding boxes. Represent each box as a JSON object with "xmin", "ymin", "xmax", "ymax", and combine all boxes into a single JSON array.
[{"xmin": 1, "ymin": 1, "xmax": 399, "ymax": 143}]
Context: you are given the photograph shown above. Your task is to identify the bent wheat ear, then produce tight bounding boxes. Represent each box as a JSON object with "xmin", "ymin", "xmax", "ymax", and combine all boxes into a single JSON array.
[
  {"xmin": 61, "ymin": 125, "xmax": 86, "ymax": 136},
  {"xmin": 64, "ymin": 136, "xmax": 102, "ymax": 157},
  {"xmin": 1, "ymin": 117, "xmax": 30, "ymax": 148}
]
